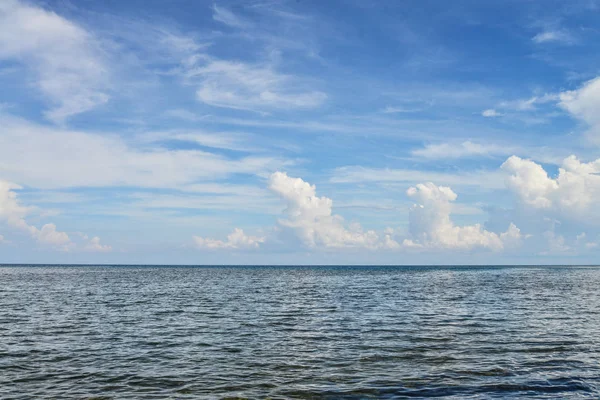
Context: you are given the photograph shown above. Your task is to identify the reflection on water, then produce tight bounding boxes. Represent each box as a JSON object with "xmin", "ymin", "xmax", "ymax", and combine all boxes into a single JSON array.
[{"xmin": 1, "ymin": 265, "xmax": 600, "ymax": 398}]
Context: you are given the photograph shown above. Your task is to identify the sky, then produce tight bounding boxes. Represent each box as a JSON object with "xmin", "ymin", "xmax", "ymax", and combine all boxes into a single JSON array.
[{"xmin": 2, "ymin": 0, "xmax": 600, "ymax": 265}]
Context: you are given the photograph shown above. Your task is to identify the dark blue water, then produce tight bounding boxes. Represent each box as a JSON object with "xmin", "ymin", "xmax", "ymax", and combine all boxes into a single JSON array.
[{"xmin": 1, "ymin": 265, "xmax": 600, "ymax": 399}]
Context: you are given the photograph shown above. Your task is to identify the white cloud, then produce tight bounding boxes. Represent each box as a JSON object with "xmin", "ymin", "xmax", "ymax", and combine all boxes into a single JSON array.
[
  {"xmin": 194, "ymin": 228, "xmax": 264, "ymax": 249},
  {"xmin": 540, "ymin": 230, "xmax": 571, "ymax": 255},
  {"xmin": 0, "ymin": 181, "xmax": 29, "ymax": 219},
  {"xmin": 498, "ymin": 93, "xmax": 559, "ymax": 112},
  {"xmin": 0, "ymin": 179, "xmax": 110, "ymax": 251},
  {"xmin": 163, "ymin": 109, "xmax": 210, "ymax": 122},
  {"xmin": 330, "ymin": 166, "xmax": 506, "ymax": 189},
  {"xmin": 482, "ymin": 109, "xmax": 502, "ymax": 117},
  {"xmin": 83, "ymin": 236, "xmax": 112, "ymax": 252},
  {"xmin": 502, "ymin": 155, "xmax": 600, "ymax": 218},
  {"xmin": 411, "ymin": 141, "xmax": 513, "ymax": 160},
  {"xmin": 0, "ymin": 0, "xmax": 109, "ymax": 122},
  {"xmin": 192, "ymin": 172, "xmax": 525, "ymax": 254},
  {"xmin": 33, "ymin": 223, "xmax": 71, "ymax": 247},
  {"xmin": 268, "ymin": 172, "xmax": 395, "ymax": 249},
  {"xmin": 127, "ymin": 188, "xmax": 278, "ymax": 214},
  {"xmin": 188, "ymin": 59, "xmax": 327, "ymax": 112},
  {"xmin": 381, "ymin": 106, "xmax": 422, "ymax": 114},
  {"xmin": 404, "ymin": 182, "xmax": 522, "ymax": 251},
  {"xmin": 532, "ymin": 30, "xmax": 575, "ymax": 44},
  {"xmin": 0, "ymin": 180, "xmax": 72, "ymax": 249},
  {"xmin": 559, "ymin": 77, "xmax": 600, "ymax": 143},
  {"xmin": 0, "ymin": 114, "xmax": 288, "ymax": 189},
  {"xmin": 212, "ymin": 4, "xmax": 248, "ymax": 28},
  {"xmin": 136, "ymin": 130, "xmax": 260, "ymax": 152}
]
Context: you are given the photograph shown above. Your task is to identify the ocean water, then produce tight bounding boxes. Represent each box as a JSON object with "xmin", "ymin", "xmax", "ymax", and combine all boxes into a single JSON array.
[{"xmin": 1, "ymin": 265, "xmax": 600, "ymax": 399}]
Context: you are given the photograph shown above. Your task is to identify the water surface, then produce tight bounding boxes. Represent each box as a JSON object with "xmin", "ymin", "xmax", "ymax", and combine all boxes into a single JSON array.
[{"xmin": 1, "ymin": 265, "xmax": 600, "ymax": 398}]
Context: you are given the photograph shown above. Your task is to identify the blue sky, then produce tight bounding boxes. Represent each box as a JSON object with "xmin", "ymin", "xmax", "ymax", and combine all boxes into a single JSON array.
[{"xmin": 2, "ymin": 0, "xmax": 600, "ymax": 264}]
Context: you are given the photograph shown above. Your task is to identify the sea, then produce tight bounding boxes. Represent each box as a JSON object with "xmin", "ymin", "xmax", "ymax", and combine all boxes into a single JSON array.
[{"xmin": 1, "ymin": 265, "xmax": 600, "ymax": 399}]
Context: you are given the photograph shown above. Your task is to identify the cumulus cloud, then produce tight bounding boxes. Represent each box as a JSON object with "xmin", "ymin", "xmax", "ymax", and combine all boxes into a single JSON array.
[
  {"xmin": 559, "ymin": 77, "xmax": 600, "ymax": 143},
  {"xmin": 403, "ymin": 182, "xmax": 522, "ymax": 251},
  {"xmin": 268, "ymin": 172, "xmax": 396, "ymax": 249},
  {"xmin": 77, "ymin": 234, "xmax": 112, "ymax": 252},
  {"xmin": 0, "ymin": 0, "xmax": 109, "ymax": 122},
  {"xmin": 32, "ymin": 223, "xmax": 71, "ymax": 246},
  {"xmin": 194, "ymin": 228, "xmax": 264, "ymax": 249},
  {"xmin": 0, "ymin": 180, "xmax": 109, "ymax": 251},
  {"xmin": 195, "ymin": 172, "xmax": 520, "ymax": 253},
  {"xmin": 193, "ymin": 172, "xmax": 399, "ymax": 251},
  {"xmin": 0, "ymin": 180, "xmax": 72, "ymax": 249},
  {"xmin": 497, "ymin": 155, "xmax": 600, "ymax": 255},
  {"xmin": 502, "ymin": 155, "xmax": 600, "ymax": 217}
]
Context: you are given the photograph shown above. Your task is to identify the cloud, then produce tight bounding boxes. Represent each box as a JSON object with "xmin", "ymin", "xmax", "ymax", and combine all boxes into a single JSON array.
[
  {"xmin": 403, "ymin": 182, "xmax": 522, "ymax": 251},
  {"xmin": 193, "ymin": 172, "xmax": 399, "ymax": 251},
  {"xmin": 126, "ymin": 186, "xmax": 278, "ymax": 215},
  {"xmin": 0, "ymin": 180, "xmax": 72, "ymax": 249},
  {"xmin": 559, "ymin": 77, "xmax": 600, "ymax": 143},
  {"xmin": 0, "ymin": 179, "xmax": 110, "ymax": 251},
  {"xmin": 187, "ymin": 59, "xmax": 327, "ymax": 112},
  {"xmin": 0, "ymin": 0, "xmax": 109, "ymax": 122},
  {"xmin": 532, "ymin": 30, "xmax": 575, "ymax": 45},
  {"xmin": 83, "ymin": 236, "xmax": 112, "ymax": 252},
  {"xmin": 381, "ymin": 106, "xmax": 422, "ymax": 114},
  {"xmin": 194, "ymin": 228, "xmax": 264, "ymax": 249},
  {"xmin": 32, "ymin": 223, "xmax": 71, "ymax": 247},
  {"xmin": 498, "ymin": 93, "xmax": 559, "ymax": 112},
  {"xmin": 0, "ymin": 114, "xmax": 288, "ymax": 189},
  {"xmin": 136, "ymin": 129, "xmax": 261, "ymax": 152},
  {"xmin": 540, "ymin": 230, "xmax": 570, "ymax": 255},
  {"xmin": 502, "ymin": 155, "xmax": 600, "ymax": 218},
  {"xmin": 194, "ymin": 172, "xmax": 521, "ymax": 253},
  {"xmin": 411, "ymin": 141, "xmax": 513, "ymax": 160},
  {"xmin": 110, "ymin": 14, "xmax": 326, "ymax": 114},
  {"xmin": 163, "ymin": 109, "xmax": 210, "ymax": 122},
  {"xmin": 268, "ymin": 172, "xmax": 395, "ymax": 249},
  {"xmin": 212, "ymin": 4, "xmax": 248, "ymax": 28},
  {"xmin": 482, "ymin": 109, "xmax": 502, "ymax": 117},
  {"xmin": 330, "ymin": 166, "xmax": 506, "ymax": 189},
  {"xmin": 480, "ymin": 154, "xmax": 600, "ymax": 256}
]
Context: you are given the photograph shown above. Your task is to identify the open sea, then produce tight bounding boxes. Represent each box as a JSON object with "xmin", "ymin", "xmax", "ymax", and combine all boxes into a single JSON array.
[{"xmin": 1, "ymin": 265, "xmax": 600, "ymax": 399}]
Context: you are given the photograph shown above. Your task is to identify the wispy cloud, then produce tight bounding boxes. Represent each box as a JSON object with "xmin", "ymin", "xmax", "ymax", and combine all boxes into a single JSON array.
[
  {"xmin": 497, "ymin": 93, "xmax": 559, "ymax": 111},
  {"xmin": 212, "ymin": 4, "xmax": 249, "ymax": 28},
  {"xmin": 0, "ymin": 0, "xmax": 110, "ymax": 122},
  {"xmin": 330, "ymin": 166, "xmax": 506, "ymax": 190},
  {"xmin": 381, "ymin": 106, "xmax": 423, "ymax": 114},
  {"xmin": 163, "ymin": 109, "xmax": 211, "ymax": 122},
  {"xmin": 532, "ymin": 30, "xmax": 576, "ymax": 45},
  {"xmin": 482, "ymin": 109, "xmax": 502, "ymax": 117},
  {"xmin": 188, "ymin": 59, "xmax": 327, "ymax": 112},
  {"xmin": 411, "ymin": 141, "xmax": 515, "ymax": 160},
  {"xmin": 135, "ymin": 129, "xmax": 262, "ymax": 152},
  {"xmin": 559, "ymin": 76, "xmax": 600, "ymax": 143},
  {"xmin": 0, "ymin": 180, "xmax": 109, "ymax": 251},
  {"xmin": 0, "ymin": 114, "xmax": 290, "ymax": 189}
]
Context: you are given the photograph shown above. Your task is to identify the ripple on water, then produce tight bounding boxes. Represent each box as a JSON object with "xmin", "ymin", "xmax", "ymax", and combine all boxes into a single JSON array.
[{"xmin": 1, "ymin": 265, "xmax": 600, "ymax": 399}]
